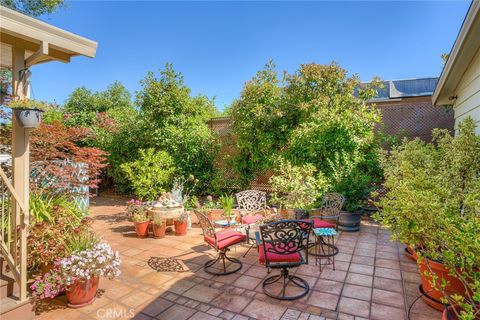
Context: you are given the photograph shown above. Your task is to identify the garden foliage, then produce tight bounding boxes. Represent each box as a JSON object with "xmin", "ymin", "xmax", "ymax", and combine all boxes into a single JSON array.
[
  {"xmin": 376, "ymin": 118, "xmax": 480, "ymax": 319},
  {"xmin": 232, "ymin": 61, "xmax": 382, "ymax": 210},
  {"xmin": 120, "ymin": 148, "xmax": 175, "ymax": 201}
]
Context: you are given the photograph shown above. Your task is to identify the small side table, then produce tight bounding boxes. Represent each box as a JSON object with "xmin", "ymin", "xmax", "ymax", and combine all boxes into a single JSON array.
[
  {"xmin": 213, "ymin": 219, "xmax": 238, "ymax": 228},
  {"xmin": 313, "ymin": 228, "xmax": 339, "ymax": 271}
]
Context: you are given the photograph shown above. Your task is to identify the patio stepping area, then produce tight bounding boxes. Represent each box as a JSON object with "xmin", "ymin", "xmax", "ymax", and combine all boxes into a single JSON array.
[{"xmin": 37, "ymin": 195, "xmax": 442, "ymax": 320}]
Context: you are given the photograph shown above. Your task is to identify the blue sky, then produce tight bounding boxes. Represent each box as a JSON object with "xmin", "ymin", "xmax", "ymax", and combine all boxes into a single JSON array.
[{"xmin": 30, "ymin": 1, "xmax": 471, "ymax": 110}]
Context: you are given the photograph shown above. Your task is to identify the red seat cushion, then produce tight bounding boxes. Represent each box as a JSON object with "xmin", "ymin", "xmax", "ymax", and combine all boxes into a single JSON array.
[
  {"xmin": 258, "ymin": 243, "xmax": 302, "ymax": 264},
  {"xmin": 301, "ymin": 218, "xmax": 335, "ymax": 229},
  {"xmin": 204, "ymin": 230, "xmax": 246, "ymax": 250},
  {"xmin": 242, "ymin": 214, "xmax": 264, "ymax": 224}
]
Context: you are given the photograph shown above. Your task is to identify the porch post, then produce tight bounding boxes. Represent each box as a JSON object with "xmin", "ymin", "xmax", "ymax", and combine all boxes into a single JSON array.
[{"xmin": 11, "ymin": 46, "xmax": 30, "ymax": 302}]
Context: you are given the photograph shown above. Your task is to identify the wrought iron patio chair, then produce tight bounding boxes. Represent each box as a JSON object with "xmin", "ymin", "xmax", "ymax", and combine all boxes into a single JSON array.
[
  {"xmin": 193, "ymin": 210, "xmax": 246, "ymax": 275},
  {"xmin": 258, "ymin": 220, "xmax": 312, "ymax": 300},
  {"xmin": 306, "ymin": 193, "xmax": 345, "ymax": 230}
]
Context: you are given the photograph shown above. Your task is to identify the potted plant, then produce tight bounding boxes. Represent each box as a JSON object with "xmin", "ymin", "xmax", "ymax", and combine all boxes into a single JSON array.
[
  {"xmin": 269, "ymin": 158, "xmax": 327, "ymax": 219},
  {"xmin": 334, "ymin": 169, "xmax": 375, "ymax": 232},
  {"xmin": 219, "ymin": 194, "xmax": 235, "ymax": 225},
  {"xmin": 203, "ymin": 195, "xmax": 223, "ymax": 221},
  {"xmin": 132, "ymin": 212, "xmax": 150, "ymax": 238},
  {"xmin": 31, "ymin": 237, "xmax": 121, "ymax": 308},
  {"xmin": 174, "ymin": 211, "xmax": 188, "ymax": 236},
  {"xmin": 375, "ymin": 118, "xmax": 480, "ymax": 317},
  {"xmin": 8, "ymin": 99, "xmax": 48, "ymax": 128},
  {"xmin": 152, "ymin": 215, "xmax": 166, "ymax": 238},
  {"xmin": 126, "ymin": 199, "xmax": 150, "ymax": 237}
]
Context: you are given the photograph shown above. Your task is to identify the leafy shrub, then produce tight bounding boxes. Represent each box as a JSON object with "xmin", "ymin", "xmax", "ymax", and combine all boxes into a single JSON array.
[
  {"xmin": 120, "ymin": 148, "xmax": 175, "ymax": 201},
  {"xmin": 232, "ymin": 62, "xmax": 382, "ymax": 207},
  {"xmin": 376, "ymin": 118, "xmax": 480, "ymax": 319},
  {"xmin": 137, "ymin": 64, "xmax": 219, "ymax": 192},
  {"xmin": 269, "ymin": 158, "xmax": 328, "ymax": 209},
  {"xmin": 28, "ymin": 193, "xmax": 93, "ymax": 272}
]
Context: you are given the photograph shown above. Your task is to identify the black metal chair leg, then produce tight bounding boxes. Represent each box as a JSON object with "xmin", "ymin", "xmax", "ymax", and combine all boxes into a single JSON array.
[
  {"xmin": 262, "ymin": 267, "xmax": 310, "ymax": 300},
  {"xmin": 204, "ymin": 248, "xmax": 243, "ymax": 276}
]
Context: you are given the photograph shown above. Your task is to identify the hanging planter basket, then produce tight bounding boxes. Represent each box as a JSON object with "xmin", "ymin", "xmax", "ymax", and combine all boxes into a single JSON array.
[{"xmin": 13, "ymin": 108, "xmax": 43, "ymax": 128}]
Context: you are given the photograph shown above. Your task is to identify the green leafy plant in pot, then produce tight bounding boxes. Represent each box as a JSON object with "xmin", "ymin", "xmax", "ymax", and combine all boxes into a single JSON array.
[
  {"xmin": 8, "ymin": 99, "xmax": 48, "ymax": 128},
  {"xmin": 219, "ymin": 194, "xmax": 235, "ymax": 225},
  {"xmin": 132, "ymin": 212, "xmax": 150, "ymax": 238},
  {"xmin": 269, "ymin": 158, "xmax": 327, "ymax": 219},
  {"xmin": 152, "ymin": 215, "xmax": 166, "ymax": 238},
  {"xmin": 375, "ymin": 118, "xmax": 480, "ymax": 318}
]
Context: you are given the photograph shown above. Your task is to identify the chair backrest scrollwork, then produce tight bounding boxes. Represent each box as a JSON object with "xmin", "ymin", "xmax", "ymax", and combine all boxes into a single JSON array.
[
  {"xmin": 259, "ymin": 220, "xmax": 312, "ymax": 267},
  {"xmin": 236, "ymin": 190, "xmax": 267, "ymax": 212},
  {"xmin": 316, "ymin": 193, "xmax": 345, "ymax": 218},
  {"xmin": 193, "ymin": 210, "xmax": 217, "ymax": 247}
]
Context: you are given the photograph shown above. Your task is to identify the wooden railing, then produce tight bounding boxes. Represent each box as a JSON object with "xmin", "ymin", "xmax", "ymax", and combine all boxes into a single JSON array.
[{"xmin": 0, "ymin": 166, "xmax": 28, "ymax": 302}]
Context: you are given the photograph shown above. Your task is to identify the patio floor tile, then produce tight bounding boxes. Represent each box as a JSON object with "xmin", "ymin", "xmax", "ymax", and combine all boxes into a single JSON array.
[
  {"xmin": 235, "ymin": 275, "xmax": 264, "ymax": 290},
  {"xmin": 341, "ymin": 284, "xmax": 372, "ymax": 301},
  {"xmin": 337, "ymin": 297, "xmax": 370, "ymax": 318},
  {"xmin": 345, "ymin": 273, "xmax": 373, "ymax": 287},
  {"xmin": 241, "ymin": 299, "xmax": 287, "ymax": 320},
  {"xmin": 307, "ymin": 291, "xmax": 339, "ymax": 310},
  {"xmin": 375, "ymin": 267, "xmax": 402, "ymax": 280},
  {"xmin": 183, "ymin": 284, "xmax": 222, "ymax": 303},
  {"xmin": 372, "ymin": 288, "xmax": 405, "ymax": 308},
  {"xmin": 140, "ymin": 297, "xmax": 173, "ymax": 317},
  {"xmin": 370, "ymin": 302, "xmax": 405, "ymax": 320},
  {"xmin": 313, "ymin": 279, "xmax": 343, "ymax": 295},
  {"xmin": 348, "ymin": 263, "xmax": 374, "ymax": 276},
  {"xmin": 211, "ymin": 293, "xmax": 252, "ymax": 313},
  {"xmin": 156, "ymin": 304, "xmax": 196, "ymax": 320},
  {"xmin": 373, "ymin": 277, "xmax": 403, "ymax": 293}
]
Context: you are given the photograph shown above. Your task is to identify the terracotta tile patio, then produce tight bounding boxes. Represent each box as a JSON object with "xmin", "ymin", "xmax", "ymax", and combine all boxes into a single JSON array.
[{"xmin": 36, "ymin": 195, "xmax": 442, "ymax": 320}]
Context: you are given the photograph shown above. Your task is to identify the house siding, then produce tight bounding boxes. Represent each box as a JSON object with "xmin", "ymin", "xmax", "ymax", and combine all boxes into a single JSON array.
[{"xmin": 453, "ymin": 46, "xmax": 480, "ymax": 134}]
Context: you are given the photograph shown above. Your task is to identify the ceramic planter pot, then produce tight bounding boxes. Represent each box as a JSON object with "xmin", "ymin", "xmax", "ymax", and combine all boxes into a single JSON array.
[
  {"xmin": 174, "ymin": 220, "xmax": 187, "ymax": 236},
  {"xmin": 152, "ymin": 223, "xmax": 166, "ymax": 238},
  {"xmin": 66, "ymin": 276, "xmax": 99, "ymax": 308},
  {"xmin": 280, "ymin": 208, "xmax": 307, "ymax": 220},
  {"xmin": 207, "ymin": 209, "xmax": 224, "ymax": 221},
  {"xmin": 13, "ymin": 108, "xmax": 43, "ymax": 128},
  {"xmin": 134, "ymin": 221, "xmax": 150, "ymax": 238},
  {"xmin": 338, "ymin": 211, "xmax": 361, "ymax": 232},
  {"xmin": 419, "ymin": 258, "xmax": 470, "ymax": 311}
]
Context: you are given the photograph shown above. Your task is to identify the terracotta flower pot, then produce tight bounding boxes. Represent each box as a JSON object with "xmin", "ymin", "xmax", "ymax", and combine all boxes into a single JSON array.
[
  {"xmin": 207, "ymin": 209, "xmax": 224, "ymax": 221},
  {"xmin": 404, "ymin": 245, "xmax": 419, "ymax": 262},
  {"xmin": 419, "ymin": 258, "xmax": 469, "ymax": 311},
  {"xmin": 174, "ymin": 220, "xmax": 187, "ymax": 236},
  {"xmin": 66, "ymin": 276, "xmax": 99, "ymax": 308},
  {"xmin": 152, "ymin": 223, "xmax": 166, "ymax": 238},
  {"xmin": 134, "ymin": 221, "xmax": 150, "ymax": 238}
]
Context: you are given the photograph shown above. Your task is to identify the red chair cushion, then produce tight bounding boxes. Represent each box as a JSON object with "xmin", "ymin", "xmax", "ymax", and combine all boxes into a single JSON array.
[
  {"xmin": 204, "ymin": 230, "xmax": 246, "ymax": 250},
  {"xmin": 258, "ymin": 243, "xmax": 302, "ymax": 264},
  {"xmin": 301, "ymin": 218, "xmax": 335, "ymax": 229},
  {"xmin": 242, "ymin": 214, "xmax": 264, "ymax": 224}
]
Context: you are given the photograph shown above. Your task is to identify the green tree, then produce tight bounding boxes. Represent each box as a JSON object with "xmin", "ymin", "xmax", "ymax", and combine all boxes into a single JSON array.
[
  {"xmin": 230, "ymin": 60, "xmax": 285, "ymax": 185},
  {"xmin": 232, "ymin": 62, "xmax": 382, "ymax": 210},
  {"xmin": 1, "ymin": 0, "xmax": 64, "ymax": 16},
  {"xmin": 63, "ymin": 81, "xmax": 133, "ymax": 128},
  {"xmin": 136, "ymin": 64, "xmax": 219, "ymax": 192},
  {"xmin": 121, "ymin": 149, "xmax": 175, "ymax": 201}
]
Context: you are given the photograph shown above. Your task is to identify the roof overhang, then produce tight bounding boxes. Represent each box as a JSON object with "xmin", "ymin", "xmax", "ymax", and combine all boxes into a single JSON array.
[
  {"xmin": 433, "ymin": 1, "xmax": 480, "ymax": 106},
  {"xmin": 0, "ymin": 5, "xmax": 97, "ymax": 68}
]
